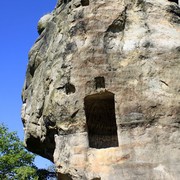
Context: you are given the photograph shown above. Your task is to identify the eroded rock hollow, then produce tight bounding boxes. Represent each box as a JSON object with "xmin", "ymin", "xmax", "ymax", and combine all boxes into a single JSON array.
[{"xmin": 22, "ymin": 0, "xmax": 180, "ymax": 179}]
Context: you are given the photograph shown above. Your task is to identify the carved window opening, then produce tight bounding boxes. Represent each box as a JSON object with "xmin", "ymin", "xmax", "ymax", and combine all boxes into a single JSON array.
[
  {"xmin": 81, "ymin": 0, "xmax": 89, "ymax": 6},
  {"xmin": 84, "ymin": 91, "xmax": 118, "ymax": 148},
  {"xmin": 168, "ymin": 0, "xmax": 178, "ymax": 4},
  {"xmin": 95, "ymin": 76, "xmax": 105, "ymax": 89}
]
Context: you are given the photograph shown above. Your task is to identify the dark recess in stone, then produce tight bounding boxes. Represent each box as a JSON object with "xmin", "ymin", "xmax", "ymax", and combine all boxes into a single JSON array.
[
  {"xmin": 58, "ymin": 173, "xmax": 73, "ymax": 180},
  {"xmin": 84, "ymin": 91, "xmax": 118, "ymax": 148},
  {"xmin": 26, "ymin": 135, "xmax": 55, "ymax": 162},
  {"xmin": 29, "ymin": 64, "xmax": 35, "ymax": 77},
  {"xmin": 44, "ymin": 118, "xmax": 56, "ymax": 127},
  {"xmin": 168, "ymin": 0, "xmax": 178, "ymax": 4},
  {"xmin": 65, "ymin": 83, "xmax": 76, "ymax": 94},
  {"xmin": 107, "ymin": 23, "xmax": 124, "ymax": 33},
  {"xmin": 95, "ymin": 77, "xmax": 105, "ymax": 89},
  {"xmin": 81, "ymin": 0, "xmax": 89, "ymax": 6},
  {"xmin": 106, "ymin": 11, "xmax": 126, "ymax": 33},
  {"xmin": 64, "ymin": 0, "xmax": 72, "ymax": 4}
]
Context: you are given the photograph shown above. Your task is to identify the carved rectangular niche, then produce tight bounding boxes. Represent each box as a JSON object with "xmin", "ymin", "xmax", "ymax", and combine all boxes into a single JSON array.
[
  {"xmin": 84, "ymin": 91, "xmax": 119, "ymax": 149},
  {"xmin": 95, "ymin": 76, "xmax": 105, "ymax": 89},
  {"xmin": 81, "ymin": 0, "xmax": 89, "ymax": 6}
]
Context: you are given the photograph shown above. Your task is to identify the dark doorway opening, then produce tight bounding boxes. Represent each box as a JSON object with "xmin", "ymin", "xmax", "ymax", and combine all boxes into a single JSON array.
[{"xmin": 84, "ymin": 91, "xmax": 118, "ymax": 148}]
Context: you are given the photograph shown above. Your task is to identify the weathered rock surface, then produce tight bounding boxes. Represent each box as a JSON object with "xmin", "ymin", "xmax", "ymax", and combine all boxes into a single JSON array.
[{"xmin": 22, "ymin": 0, "xmax": 180, "ymax": 179}]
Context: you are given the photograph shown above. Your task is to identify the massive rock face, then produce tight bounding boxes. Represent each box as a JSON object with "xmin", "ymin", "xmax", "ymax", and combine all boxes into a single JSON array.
[{"xmin": 21, "ymin": 0, "xmax": 180, "ymax": 179}]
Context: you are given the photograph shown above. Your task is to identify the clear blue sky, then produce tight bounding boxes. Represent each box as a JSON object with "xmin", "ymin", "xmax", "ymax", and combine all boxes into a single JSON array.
[{"xmin": 0, "ymin": 0, "xmax": 57, "ymax": 168}]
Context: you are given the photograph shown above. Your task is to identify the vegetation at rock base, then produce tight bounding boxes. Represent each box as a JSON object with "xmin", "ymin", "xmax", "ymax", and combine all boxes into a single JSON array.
[{"xmin": 0, "ymin": 123, "xmax": 56, "ymax": 180}]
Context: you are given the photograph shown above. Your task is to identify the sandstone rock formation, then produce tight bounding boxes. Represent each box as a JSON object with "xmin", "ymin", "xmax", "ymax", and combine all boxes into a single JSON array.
[{"xmin": 21, "ymin": 0, "xmax": 180, "ymax": 179}]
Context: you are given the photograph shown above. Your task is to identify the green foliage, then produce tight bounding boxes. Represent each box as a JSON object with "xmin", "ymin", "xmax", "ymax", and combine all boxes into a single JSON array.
[
  {"xmin": 0, "ymin": 123, "xmax": 38, "ymax": 179},
  {"xmin": 0, "ymin": 123, "xmax": 57, "ymax": 179},
  {"xmin": 13, "ymin": 166, "xmax": 38, "ymax": 180}
]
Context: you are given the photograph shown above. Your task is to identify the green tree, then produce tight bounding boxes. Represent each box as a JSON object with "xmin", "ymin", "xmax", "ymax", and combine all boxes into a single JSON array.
[
  {"xmin": 0, "ymin": 124, "xmax": 57, "ymax": 180},
  {"xmin": 0, "ymin": 123, "xmax": 38, "ymax": 179}
]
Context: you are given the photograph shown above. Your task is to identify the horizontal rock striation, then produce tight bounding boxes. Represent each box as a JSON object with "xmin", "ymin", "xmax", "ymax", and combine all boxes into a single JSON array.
[{"xmin": 22, "ymin": 0, "xmax": 180, "ymax": 179}]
